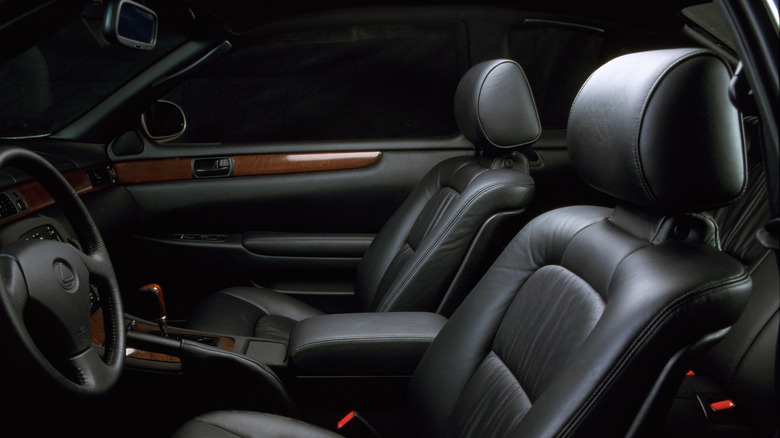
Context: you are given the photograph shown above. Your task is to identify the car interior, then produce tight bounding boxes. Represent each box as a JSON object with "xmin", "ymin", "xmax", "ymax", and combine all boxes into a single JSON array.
[{"xmin": 0, "ymin": 1, "xmax": 777, "ymax": 437}]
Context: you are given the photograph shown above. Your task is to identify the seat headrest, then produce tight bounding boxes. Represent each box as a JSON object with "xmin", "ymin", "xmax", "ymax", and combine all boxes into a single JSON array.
[
  {"xmin": 568, "ymin": 48, "xmax": 746, "ymax": 213},
  {"xmin": 454, "ymin": 59, "xmax": 541, "ymax": 150}
]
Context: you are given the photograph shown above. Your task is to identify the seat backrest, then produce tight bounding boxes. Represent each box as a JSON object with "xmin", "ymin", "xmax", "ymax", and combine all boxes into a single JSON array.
[
  {"xmin": 405, "ymin": 48, "xmax": 752, "ymax": 438},
  {"xmin": 353, "ymin": 59, "xmax": 539, "ymax": 314}
]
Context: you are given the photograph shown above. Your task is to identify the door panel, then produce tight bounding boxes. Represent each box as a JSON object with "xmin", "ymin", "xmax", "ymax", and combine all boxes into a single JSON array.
[{"xmin": 112, "ymin": 145, "xmax": 472, "ymax": 319}]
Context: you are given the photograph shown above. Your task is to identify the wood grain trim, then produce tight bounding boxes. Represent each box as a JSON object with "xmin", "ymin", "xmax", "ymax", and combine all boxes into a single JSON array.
[
  {"xmin": 112, "ymin": 151, "xmax": 382, "ymax": 184},
  {"xmin": 0, "ymin": 167, "xmax": 107, "ymax": 227},
  {"xmin": 126, "ymin": 349, "xmax": 181, "ymax": 363},
  {"xmin": 91, "ymin": 309, "xmax": 235, "ymax": 364},
  {"xmin": 233, "ymin": 151, "xmax": 382, "ymax": 177},
  {"xmin": 113, "ymin": 158, "xmax": 191, "ymax": 184}
]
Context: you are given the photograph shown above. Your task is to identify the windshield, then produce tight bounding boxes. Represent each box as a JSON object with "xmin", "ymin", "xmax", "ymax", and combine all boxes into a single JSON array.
[{"xmin": 0, "ymin": 3, "xmax": 185, "ymax": 139}]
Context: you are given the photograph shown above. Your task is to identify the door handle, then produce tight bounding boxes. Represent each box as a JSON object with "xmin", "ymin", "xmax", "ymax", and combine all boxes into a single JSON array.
[{"xmin": 192, "ymin": 157, "xmax": 233, "ymax": 178}]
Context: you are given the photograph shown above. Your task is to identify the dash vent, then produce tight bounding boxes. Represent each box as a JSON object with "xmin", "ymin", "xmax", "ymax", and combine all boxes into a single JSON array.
[{"xmin": 0, "ymin": 189, "xmax": 27, "ymax": 221}]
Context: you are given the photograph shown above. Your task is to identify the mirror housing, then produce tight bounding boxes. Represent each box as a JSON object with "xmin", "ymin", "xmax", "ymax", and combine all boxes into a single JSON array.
[
  {"xmin": 141, "ymin": 100, "xmax": 187, "ymax": 142},
  {"xmin": 103, "ymin": 0, "xmax": 157, "ymax": 50}
]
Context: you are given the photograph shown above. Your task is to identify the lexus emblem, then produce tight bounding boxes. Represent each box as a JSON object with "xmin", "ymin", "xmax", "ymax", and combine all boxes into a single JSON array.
[{"xmin": 53, "ymin": 261, "xmax": 76, "ymax": 291}]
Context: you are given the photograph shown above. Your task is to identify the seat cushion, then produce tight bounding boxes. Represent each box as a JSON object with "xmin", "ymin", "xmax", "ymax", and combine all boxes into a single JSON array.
[
  {"xmin": 172, "ymin": 411, "xmax": 343, "ymax": 438},
  {"xmin": 186, "ymin": 287, "xmax": 324, "ymax": 341}
]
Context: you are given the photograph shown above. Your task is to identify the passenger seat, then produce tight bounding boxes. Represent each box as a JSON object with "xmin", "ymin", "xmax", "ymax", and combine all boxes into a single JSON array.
[{"xmin": 185, "ymin": 59, "xmax": 540, "ymax": 341}]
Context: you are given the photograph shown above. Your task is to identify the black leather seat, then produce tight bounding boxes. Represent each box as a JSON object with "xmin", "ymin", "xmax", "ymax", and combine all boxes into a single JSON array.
[
  {"xmin": 185, "ymin": 59, "xmax": 540, "ymax": 341},
  {"xmin": 660, "ymin": 119, "xmax": 779, "ymax": 438},
  {"xmin": 173, "ymin": 47, "xmax": 752, "ymax": 437}
]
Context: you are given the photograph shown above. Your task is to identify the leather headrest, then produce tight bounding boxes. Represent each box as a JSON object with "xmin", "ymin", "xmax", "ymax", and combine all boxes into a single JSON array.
[
  {"xmin": 568, "ymin": 48, "xmax": 746, "ymax": 212},
  {"xmin": 454, "ymin": 59, "xmax": 541, "ymax": 150}
]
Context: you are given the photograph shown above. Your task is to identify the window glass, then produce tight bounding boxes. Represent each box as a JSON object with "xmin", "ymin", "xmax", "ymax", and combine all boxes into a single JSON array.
[
  {"xmin": 0, "ymin": 4, "xmax": 185, "ymax": 138},
  {"xmin": 682, "ymin": 3, "xmax": 737, "ymax": 50},
  {"xmin": 509, "ymin": 21, "xmax": 607, "ymax": 129},
  {"xmin": 162, "ymin": 22, "xmax": 469, "ymax": 143}
]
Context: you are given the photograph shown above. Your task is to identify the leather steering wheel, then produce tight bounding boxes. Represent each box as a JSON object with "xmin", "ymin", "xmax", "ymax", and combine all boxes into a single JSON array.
[{"xmin": 0, "ymin": 147, "xmax": 124, "ymax": 396}]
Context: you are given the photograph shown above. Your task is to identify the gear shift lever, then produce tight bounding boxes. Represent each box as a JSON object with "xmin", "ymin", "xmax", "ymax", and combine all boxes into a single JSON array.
[{"xmin": 138, "ymin": 283, "xmax": 168, "ymax": 337}]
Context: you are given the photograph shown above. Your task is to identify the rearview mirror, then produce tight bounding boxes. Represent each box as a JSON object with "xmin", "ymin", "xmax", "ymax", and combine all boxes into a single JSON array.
[{"xmin": 103, "ymin": 0, "xmax": 158, "ymax": 50}]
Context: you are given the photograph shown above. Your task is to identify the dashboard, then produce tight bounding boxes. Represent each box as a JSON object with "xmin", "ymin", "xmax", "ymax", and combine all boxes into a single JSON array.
[{"xmin": 0, "ymin": 164, "xmax": 115, "ymax": 247}]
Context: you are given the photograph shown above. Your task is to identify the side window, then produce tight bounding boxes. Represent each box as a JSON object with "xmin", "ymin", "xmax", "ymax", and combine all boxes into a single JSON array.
[
  {"xmin": 509, "ymin": 21, "xmax": 607, "ymax": 129},
  {"xmin": 0, "ymin": 4, "xmax": 185, "ymax": 139},
  {"xmin": 163, "ymin": 22, "xmax": 469, "ymax": 144}
]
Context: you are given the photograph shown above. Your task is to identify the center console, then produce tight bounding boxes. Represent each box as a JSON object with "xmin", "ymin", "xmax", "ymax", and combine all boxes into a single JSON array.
[
  {"xmin": 108, "ymin": 309, "xmax": 446, "ymax": 375},
  {"xmin": 287, "ymin": 312, "xmax": 446, "ymax": 376},
  {"xmin": 92, "ymin": 302, "xmax": 446, "ymax": 420}
]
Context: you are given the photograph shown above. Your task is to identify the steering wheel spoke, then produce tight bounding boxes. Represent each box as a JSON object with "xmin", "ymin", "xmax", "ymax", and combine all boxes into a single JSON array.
[
  {"xmin": 0, "ymin": 253, "xmax": 29, "ymax": 315},
  {"xmin": 67, "ymin": 345, "xmax": 119, "ymax": 392}
]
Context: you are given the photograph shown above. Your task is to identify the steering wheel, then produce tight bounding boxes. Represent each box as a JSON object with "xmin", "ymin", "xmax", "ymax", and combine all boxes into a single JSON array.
[{"xmin": 0, "ymin": 147, "xmax": 124, "ymax": 396}]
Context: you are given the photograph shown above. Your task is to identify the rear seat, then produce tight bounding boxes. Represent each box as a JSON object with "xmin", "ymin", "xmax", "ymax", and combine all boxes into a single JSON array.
[{"xmin": 660, "ymin": 118, "xmax": 779, "ymax": 438}]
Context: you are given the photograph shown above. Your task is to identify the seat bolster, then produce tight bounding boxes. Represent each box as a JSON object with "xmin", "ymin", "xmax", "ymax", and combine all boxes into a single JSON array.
[
  {"xmin": 186, "ymin": 286, "xmax": 324, "ymax": 338},
  {"xmin": 365, "ymin": 157, "xmax": 535, "ymax": 313},
  {"xmin": 375, "ymin": 168, "xmax": 534, "ymax": 312},
  {"xmin": 505, "ymin": 243, "xmax": 751, "ymax": 438},
  {"xmin": 171, "ymin": 411, "xmax": 343, "ymax": 438},
  {"xmin": 353, "ymin": 155, "xmax": 477, "ymax": 309},
  {"xmin": 406, "ymin": 206, "xmax": 610, "ymax": 436}
]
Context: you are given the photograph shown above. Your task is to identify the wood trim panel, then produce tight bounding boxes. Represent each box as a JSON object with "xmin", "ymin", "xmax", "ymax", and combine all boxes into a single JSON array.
[
  {"xmin": 113, "ymin": 151, "xmax": 382, "ymax": 184},
  {"xmin": 91, "ymin": 309, "xmax": 235, "ymax": 364},
  {"xmin": 17, "ymin": 170, "xmax": 93, "ymax": 207},
  {"xmin": 113, "ymin": 158, "xmax": 192, "ymax": 184},
  {"xmin": 0, "ymin": 167, "xmax": 108, "ymax": 227},
  {"xmin": 233, "ymin": 151, "xmax": 382, "ymax": 176},
  {"xmin": 126, "ymin": 349, "xmax": 181, "ymax": 363}
]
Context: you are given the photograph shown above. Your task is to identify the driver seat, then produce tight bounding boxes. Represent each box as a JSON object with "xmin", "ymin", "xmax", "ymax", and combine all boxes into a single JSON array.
[{"xmin": 172, "ymin": 48, "xmax": 751, "ymax": 438}]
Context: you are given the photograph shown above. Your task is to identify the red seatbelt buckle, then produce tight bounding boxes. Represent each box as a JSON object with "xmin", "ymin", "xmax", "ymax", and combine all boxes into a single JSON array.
[
  {"xmin": 697, "ymin": 395, "xmax": 742, "ymax": 424},
  {"xmin": 709, "ymin": 399, "xmax": 735, "ymax": 411},
  {"xmin": 338, "ymin": 411, "xmax": 356, "ymax": 429},
  {"xmin": 336, "ymin": 410, "xmax": 380, "ymax": 438}
]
